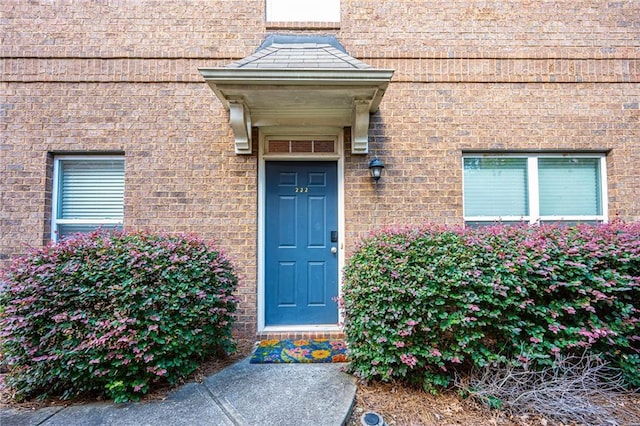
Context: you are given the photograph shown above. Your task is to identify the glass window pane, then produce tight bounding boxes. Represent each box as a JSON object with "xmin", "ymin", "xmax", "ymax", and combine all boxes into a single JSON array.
[
  {"xmin": 463, "ymin": 158, "xmax": 528, "ymax": 217},
  {"xmin": 538, "ymin": 158, "xmax": 601, "ymax": 216},
  {"xmin": 266, "ymin": 0, "xmax": 340, "ymax": 22},
  {"xmin": 268, "ymin": 140, "xmax": 290, "ymax": 153},
  {"xmin": 464, "ymin": 221, "xmax": 527, "ymax": 228},
  {"xmin": 57, "ymin": 224, "xmax": 122, "ymax": 240},
  {"xmin": 539, "ymin": 220, "xmax": 602, "ymax": 226},
  {"xmin": 291, "ymin": 141, "xmax": 313, "ymax": 152},
  {"xmin": 313, "ymin": 140, "xmax": 335, "ymax": 153},
  {"xmin": 59, "ymin": 160, "xmax": 125, "ymax": 220}
]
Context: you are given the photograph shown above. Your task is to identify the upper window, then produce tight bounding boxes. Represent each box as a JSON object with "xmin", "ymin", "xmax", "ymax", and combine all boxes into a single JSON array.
[
  {"xmin": 463, "ymin": 154, "xmax": 607, "ymax": 226},
  {"xmin": 266, "ymin": 0, "xmax": 340, "ymax": 22},
  {"xmin": 51, "ymin": 156, "xmax": 125, "ymax": 241},
  {"xmin": 266, "ymin": 138, "xmax": 336, "ymax": 155}
]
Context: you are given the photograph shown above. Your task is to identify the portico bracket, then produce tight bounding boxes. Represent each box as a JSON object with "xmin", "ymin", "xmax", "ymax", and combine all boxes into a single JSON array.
[
  {"xmin": 352, "ymin": 100, "xmax": 371, "ymax": 154},
  {"xmin": 229, "ymin": 101, "xmax": 252, "ymax": 154}
]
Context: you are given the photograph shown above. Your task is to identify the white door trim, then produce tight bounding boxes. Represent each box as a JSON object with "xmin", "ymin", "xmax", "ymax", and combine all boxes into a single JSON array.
[{"xmin": 257, "ymin": 127, "xmax": 345, "ymax": 333}]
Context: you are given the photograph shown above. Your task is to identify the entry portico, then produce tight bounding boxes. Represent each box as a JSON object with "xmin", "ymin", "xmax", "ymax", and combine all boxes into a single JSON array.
[
  {"xmin": 198, "ymin": 35, "xmax": 394, "ymax": 155},
  {"xmin": 199, "ymin": 35, "xmax": 393, "ymax": 333}
]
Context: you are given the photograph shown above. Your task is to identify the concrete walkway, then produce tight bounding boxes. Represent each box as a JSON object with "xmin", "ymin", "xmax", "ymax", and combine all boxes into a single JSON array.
[{"xmin": 0, "ymin": 358, "xmax": 356, "ymax": 426}]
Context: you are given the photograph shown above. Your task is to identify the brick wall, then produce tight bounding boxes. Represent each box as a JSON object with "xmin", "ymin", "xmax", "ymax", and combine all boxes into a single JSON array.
[
  {"xmin": 344, "ymin": 82, "xmax": 640, "ymax": 256},
  {"xmin": 1, "ymin": 81, "xmax": 259, "ymax": 335},
  {"xmin": 341, "ymin": 1, "xmax": 639, "ymax": 59},
  {"xmin": 2, "ymin": 1, "xmax": 639, "ymax": 337},
  {"xmin": 0, "ymin": 0, "xmax": 264, "ymax": 59}
]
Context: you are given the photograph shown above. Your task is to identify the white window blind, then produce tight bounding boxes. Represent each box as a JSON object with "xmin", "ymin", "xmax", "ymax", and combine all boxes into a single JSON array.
[
  {"xmin": 538, "ymin": 158, "xmax": 601, "ymax": 216},
  {"xmin": 52, "ymin": 157, "xmax": 124, "ymax": 240},
  {"xmin": 463, "ymin": 158, "xmax": 528, "ymax": 217},
  {"xmin": 59, "ymin": 160, "xmax": 124, "ymax": 219}
]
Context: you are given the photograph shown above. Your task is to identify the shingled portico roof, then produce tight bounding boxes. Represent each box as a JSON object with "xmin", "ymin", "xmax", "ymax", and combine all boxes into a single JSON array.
[
  {"xmin": 226, "ymin": 35, "xmax": 371, "ymax": 70},
  {"xmin": 199, "ymin": 35, "xmax": 394, "ymax": 154}
]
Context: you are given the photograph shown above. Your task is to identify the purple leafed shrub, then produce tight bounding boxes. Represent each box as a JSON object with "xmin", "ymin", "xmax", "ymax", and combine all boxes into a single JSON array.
[
  {"xmin": 341, "ymin": 222, "xmax": 640, "ymax": 393},
  {"xmin": 0, "ymin": 230, "xmax": 239, "ymax": 403}
]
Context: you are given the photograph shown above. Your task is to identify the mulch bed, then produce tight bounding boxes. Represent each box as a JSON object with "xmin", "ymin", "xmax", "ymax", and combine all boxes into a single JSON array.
[
  {"xmin": 347, "ymin": 380, "xmax": 640, "ymax": 426},
  {"xmin": 347, "ymin": 381, "xmax": 527, "ymax": 426}
]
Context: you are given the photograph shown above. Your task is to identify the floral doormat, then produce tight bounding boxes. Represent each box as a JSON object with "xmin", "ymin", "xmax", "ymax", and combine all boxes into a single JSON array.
[{"xmin": 250, "ymin": 338, "xmax": 349, "ymax": 364}]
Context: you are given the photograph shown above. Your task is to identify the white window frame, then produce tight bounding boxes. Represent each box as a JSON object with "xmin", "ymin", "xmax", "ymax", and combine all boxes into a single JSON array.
[
  {"xmin": 266, "ymin": 0, "xmax": 340, "ymax": 22},
  {"xmin": 462, "ymin": 153, "xmax": 608, "ymax": 225},
  {"xmin": 51, "ymin": 155, "xmax": 125, "ymax": 241}
]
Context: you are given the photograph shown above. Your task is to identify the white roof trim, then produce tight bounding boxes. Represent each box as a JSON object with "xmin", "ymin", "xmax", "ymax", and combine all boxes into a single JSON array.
[{"xmin": 198, "ymin": 67, "xmax": 394, "ymax": 155}]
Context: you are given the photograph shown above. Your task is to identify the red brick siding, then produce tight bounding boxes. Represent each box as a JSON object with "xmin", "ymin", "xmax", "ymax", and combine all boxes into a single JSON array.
[
  {"xmin": 340, "ymin": 1, "xmax": 640, "ymax": 60},
  {"xmin": 0, "ymin": 1, "xmax": 264, "ymax": 59},
  {"xmin": 344, "ymin": 82, "xmax": 640, "ymax": 257},
  {"xmin": 2, "ymin": 0, "xmax": 639, "ymax": 337},
  {"xmin": 1, "ymin": 82, "xmax": 259, "ymax": 336}
]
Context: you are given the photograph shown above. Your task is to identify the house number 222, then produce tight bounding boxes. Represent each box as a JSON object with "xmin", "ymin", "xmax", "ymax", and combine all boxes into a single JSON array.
[{"xmin": 295, "ymin": 187, "xmax": 309, "ymax": 193}]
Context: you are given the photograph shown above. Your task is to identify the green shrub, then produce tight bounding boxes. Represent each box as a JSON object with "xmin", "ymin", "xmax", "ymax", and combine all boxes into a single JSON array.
[
  {"xmin": 341, "ymin": 222, "xmax": 640, "ymax": 393},
  {"xmin": 0, "ymin": 230, "xmax": 239, "ymax": 403}
]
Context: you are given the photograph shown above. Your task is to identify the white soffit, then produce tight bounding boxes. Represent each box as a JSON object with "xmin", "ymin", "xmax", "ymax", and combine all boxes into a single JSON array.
[{"xmin": 198, "ymin": 35, "xmax": 394, "ymax": 154}]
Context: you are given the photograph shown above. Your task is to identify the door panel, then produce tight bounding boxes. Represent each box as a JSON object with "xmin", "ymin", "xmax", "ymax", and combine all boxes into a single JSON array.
[
  {"xmin": 278, "ymin": 196, "xmax": 297, "ymax": 247},
  {"xmin": 307, "ymin": 261, "xmax": 326, "ymax": 306},
  {"xmin": 307, "ymin": 196, "xmax": 326, "ymax": 247},
  {"xmin": 277, "ymin": 262, "xmax": 296, "ymax": 306},
  {"xmin": 265, "ymin": 161, "xmax": 338, "ymax": 325}
]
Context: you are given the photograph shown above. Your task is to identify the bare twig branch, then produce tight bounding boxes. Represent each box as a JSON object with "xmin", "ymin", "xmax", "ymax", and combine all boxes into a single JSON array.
[{"xmin": 455, "ymin": 354, "xmax": 640, "ymax": 426}]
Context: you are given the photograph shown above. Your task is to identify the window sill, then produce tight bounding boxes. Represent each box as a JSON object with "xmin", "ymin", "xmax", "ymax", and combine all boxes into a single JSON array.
[{"xmin": 266, "ymin": 21, "xmax": 340, "ymax": 30}]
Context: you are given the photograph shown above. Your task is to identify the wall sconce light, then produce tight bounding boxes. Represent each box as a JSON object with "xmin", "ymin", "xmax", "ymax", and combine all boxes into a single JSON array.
[{"xmin": 368, "ymin": 157, "xmax": 385, "ymax": 182}]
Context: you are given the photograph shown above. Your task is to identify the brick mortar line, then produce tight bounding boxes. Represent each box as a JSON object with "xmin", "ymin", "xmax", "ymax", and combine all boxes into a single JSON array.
[
  {"xmin": 2, "ymin": 57, "xmax": 638, "ymax": 83},
  {"xmin": 1, "ymin": 79, "xmax": 638, "ymax": 84},
  {"xmin": 0, "ymin": 56, "xmax": 241, "ymax": 61},
  {"xmin": 0, "ymin": 79, "xmax": 204, "ymax": 83},
  {"xmin": 1, "ymin": 56, "xmax": 639, "ymax": 61},
  {"xmin": 367, "ymin": 57, "xmax": 640, "ymax": 61}
]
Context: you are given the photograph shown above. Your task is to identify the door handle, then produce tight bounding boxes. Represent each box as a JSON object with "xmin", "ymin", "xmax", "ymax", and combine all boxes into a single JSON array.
[{"xmin": 330, "ymin": 247, "xmax": 337, "ymax": 254}]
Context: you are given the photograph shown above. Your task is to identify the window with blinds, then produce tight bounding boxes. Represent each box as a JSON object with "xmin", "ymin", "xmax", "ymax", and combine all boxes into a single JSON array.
[
  {"xmin": 463, "ymin": 158, "xmax": 528, "ymax": 217},
  {"xmin": 538, "ymin": 158, "xmax": 601, "ymax": 216},
  {"xmin": 52, "ymin": 156, "xmax": 125, "ymax": 240},
  {"xmin": 463, "ymin": 154, "xmax": 606, "ymax": 226}
]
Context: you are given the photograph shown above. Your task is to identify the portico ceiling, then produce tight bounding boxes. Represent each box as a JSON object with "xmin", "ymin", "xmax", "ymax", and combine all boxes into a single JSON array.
[{"xmin": 198, "ymin": 35, "xmax": 394, "ymax": 154}]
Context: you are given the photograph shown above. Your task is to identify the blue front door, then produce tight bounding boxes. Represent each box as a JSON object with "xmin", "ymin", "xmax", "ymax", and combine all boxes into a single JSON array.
[{"xmin": 265, "ymin": 161, "xmax": 339, "ymax": 325}]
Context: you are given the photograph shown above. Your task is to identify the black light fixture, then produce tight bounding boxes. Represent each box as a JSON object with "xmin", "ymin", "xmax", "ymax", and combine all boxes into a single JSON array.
[{"xmin": 368, "ymin": 157, "xmax": 385, "ymax": 182}]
